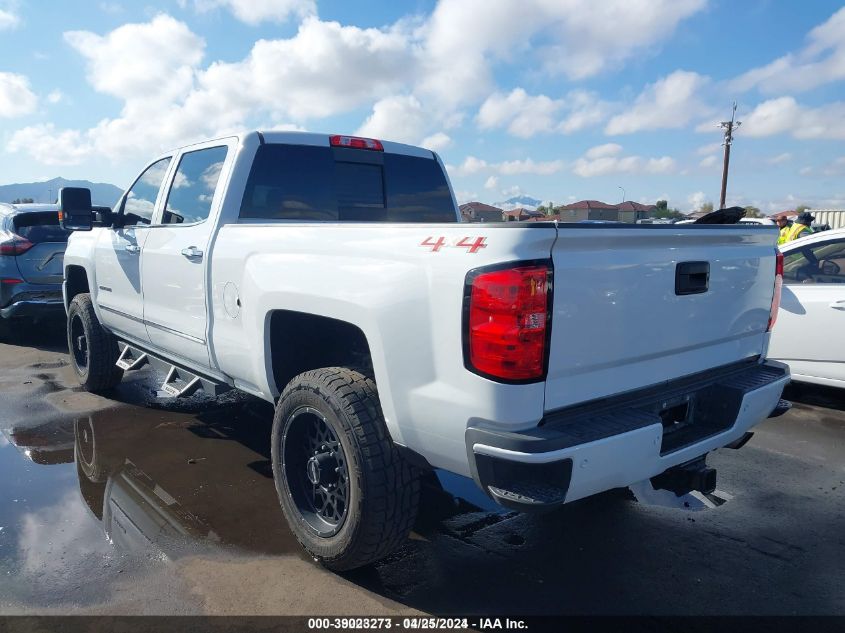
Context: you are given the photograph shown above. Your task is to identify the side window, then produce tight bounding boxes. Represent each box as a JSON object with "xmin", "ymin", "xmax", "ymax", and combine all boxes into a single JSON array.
[
  {"xmin": 162, "ymin": 146, "xmax": 229, "ymax": 225},
  {"xmin": 121, "ymin": 158, "xmax": 171, "ymax": 226},
  {"xmin": 783, "ymin": 238, "xmax": 845, "ymax": 284}
]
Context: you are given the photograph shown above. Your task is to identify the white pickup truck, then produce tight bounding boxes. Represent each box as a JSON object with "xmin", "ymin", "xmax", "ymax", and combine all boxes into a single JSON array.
[{"xmin": 59, "ymin": 131, "xmax": 790, "ymax": 570}]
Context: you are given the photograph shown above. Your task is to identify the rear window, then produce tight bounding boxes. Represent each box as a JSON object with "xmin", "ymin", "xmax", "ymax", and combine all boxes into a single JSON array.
[
  {"xmin": 239, "ymin": 144, "xmax": 456, "ymax": 223},
  {"xmin": 13, "ymin": 212, "xmax": 69, "ymax": 243}
]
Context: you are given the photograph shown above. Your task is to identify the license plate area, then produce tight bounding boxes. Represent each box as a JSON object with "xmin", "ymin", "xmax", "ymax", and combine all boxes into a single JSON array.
[{"xmin": 655, "ymin": 385, "xmax": 741, "ymax": 455}]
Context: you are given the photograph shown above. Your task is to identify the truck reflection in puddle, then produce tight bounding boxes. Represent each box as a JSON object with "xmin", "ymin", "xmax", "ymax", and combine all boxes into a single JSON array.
[{"xmin": 67, "ymin": 402, "xmax": 496, "ymax": 562}]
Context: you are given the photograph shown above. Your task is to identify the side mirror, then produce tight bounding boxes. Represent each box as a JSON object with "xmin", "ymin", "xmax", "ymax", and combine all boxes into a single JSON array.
[{"xmin": 59, "ymin": 187, "xmax": 94, "ymax": 231}]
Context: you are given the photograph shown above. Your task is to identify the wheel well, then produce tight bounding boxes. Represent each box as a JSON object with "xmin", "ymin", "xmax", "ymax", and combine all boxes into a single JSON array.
[
  {"xmin": 65, "ymin": 266, "xmax": 90, "ymax": 309},
  {"xmin": 269, "ymin": 310, "xmax": 374, "ymax": 396}
]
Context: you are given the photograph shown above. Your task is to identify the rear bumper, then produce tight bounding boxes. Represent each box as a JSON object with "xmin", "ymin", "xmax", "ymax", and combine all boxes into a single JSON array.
[
  {"xmin": 466, "ymin": 359, "xmax": 790, "ymax": 511},
  {"xmin": 0, "ymin": 288, "xmax": 65, "ymax": 319}
]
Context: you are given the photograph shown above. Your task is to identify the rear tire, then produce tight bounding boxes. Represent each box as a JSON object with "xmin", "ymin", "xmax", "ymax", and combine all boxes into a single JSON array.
[
  {"xmin": 66, "ymin": 293, "xmax": 123, "ymax": 393},
  {"xmin": 271, "ymin": 367, "xmax": 420, "ymax": 571}
]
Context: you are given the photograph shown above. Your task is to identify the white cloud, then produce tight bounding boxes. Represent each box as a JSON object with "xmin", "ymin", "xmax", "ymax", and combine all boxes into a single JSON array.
[
  {"xmin": 484, "ymin": 176, "xmax": 498, "ymax": 190},
  {"xmin": 799, "ymin": 166, "xmax": 813, "ymax": 176},
  {"xmin": 356, "ymin": 95, "xmax": 426, "ymax": 143},
  {"xmin": 476, "ymin": 88, "xmax": 608, "ymax": 138},
  {"xmin": 585, "ymin": 143, "xmax": 622, "ymax": 159},
  {"xmin": 0, "ymin": 8, "xmax": 19, "ymax": 30},
  {"xmin": 46, "ymin": 90, "xmax": 64, "ymax": 104},
  {"xmin": 699, "ymin": 155, "xmax": 718, "ymax": 168},
  {"xmin": 0, "ymin": 72, "xmax": 37, "ymax": 118},
  {"xmin": 7, "ymin": 124, "xmax": 93, "ymax": 165},
  {"xmin": 453, "ymin": 154, "xmax": 566, "ymax": 177},
  {"xmin": 497, "ymin": 158, "xmax": 565, "ymax": 176},
  {"xmin": 454, "ymin": 190, "xmax": 478, "ymax": 204},
  {"xmin": 455, "ymin": 156, "xmax": 488, "ymax": 176},
  {"xmin": 767, "ymin": 152, "xmax": 792, "ymax": 165},
  {"xmin": 191, "ymin": 0, "xmax": 315, "ymax": 24},
  {"xmin": 420, "ymin": 132, "xmax": 452, "ymax": 152},
  {"xmin": 573, "ymin": 144, "xmax": 675, "ymax": 177},
  {"xmin": 64, "ymin": 14, "xmax": 204, "ymax": 105},
  {"xmin": 729, "ymin": 7, "xmax": 845, "ymax": 94},
  {"xmin": 10, "ymin": 15, "xmax": 416, "ymax": 165},
  {"xmin": 742, "ymin": 97, "xmax": 845, "ymax": 140},
  {"xmin": 416, "ymin": 0, "xmax": 704, "ymax": 107},
  {"xmin": 687, "ymin": 191, "xmax": 708, "ymax": 211},
  {"xmin": 606, "ymin": 70, "xmax": 711, "ymax": 135},
  {"xmin": 99, "ymin": 2, "xmax": 124, "ymax": 14},
  {"xmin": 696, "ymin": 142, "xmax": 721, "ymax": 156}
]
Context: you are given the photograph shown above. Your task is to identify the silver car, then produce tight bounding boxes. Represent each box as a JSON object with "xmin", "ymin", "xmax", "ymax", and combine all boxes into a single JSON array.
[{"xmin": 0, "ymin": 203, "xmax": 69, "ymax": 337}]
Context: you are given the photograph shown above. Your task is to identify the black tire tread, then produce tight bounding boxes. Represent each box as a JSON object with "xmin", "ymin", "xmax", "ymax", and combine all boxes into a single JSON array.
[
  {"xmin": 67, "ymin": 293, "xmax": 123, "ymax": 392},
  {"xmin": 273, "ymin": 367, "xmax": 419, "ymax": 571}
]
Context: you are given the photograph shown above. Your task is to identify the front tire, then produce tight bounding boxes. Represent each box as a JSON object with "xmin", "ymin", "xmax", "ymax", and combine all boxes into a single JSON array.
[
  {"xmin": 271, "ymin": 367, "xmax": 420, "ymax": 571},
  {"xmin": 66, "ymin": 293, "xmax": 123, "ymax": 393}
]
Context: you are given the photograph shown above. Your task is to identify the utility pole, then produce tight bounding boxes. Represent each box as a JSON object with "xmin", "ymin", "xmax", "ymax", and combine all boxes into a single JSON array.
[
  {"xmin": 719, "ymin": 102, "xmax": 741, "ymax": 209},
  {"xmin": 618, "ymin": 186, "xmax": 625, "ymax": 203}
]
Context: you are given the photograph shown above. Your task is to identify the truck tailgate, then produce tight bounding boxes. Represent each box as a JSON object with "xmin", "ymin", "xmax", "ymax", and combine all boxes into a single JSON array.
[{"xmin": 544, "ymin": 226, "xmax": 778, "ymax": 411}]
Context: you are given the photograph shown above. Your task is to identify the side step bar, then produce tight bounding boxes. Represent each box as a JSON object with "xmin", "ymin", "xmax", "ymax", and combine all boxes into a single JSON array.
[{"xmin": 116, "ymin": 342, "xmax": 231, "ymax": 398}]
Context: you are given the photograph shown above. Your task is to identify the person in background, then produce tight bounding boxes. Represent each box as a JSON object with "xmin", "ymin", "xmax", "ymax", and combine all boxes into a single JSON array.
[
  {"xmin": 776, "ymin": 215, "xmax": 791, "ymax": 245},
  {"xmin": 783, "ymin": 212, "xmax": 814, "ymax": 242}
]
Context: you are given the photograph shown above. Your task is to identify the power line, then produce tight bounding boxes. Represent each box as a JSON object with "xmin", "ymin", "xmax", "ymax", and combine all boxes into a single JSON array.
[{"xmin": 719, "ymin": 102, "xmax": 741, "ymax": 209}]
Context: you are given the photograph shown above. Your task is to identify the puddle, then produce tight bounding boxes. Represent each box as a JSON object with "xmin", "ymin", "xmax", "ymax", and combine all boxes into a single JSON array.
[{"xmin": 0, "ymin": 381, "xmax": 496, "ymax": 609}]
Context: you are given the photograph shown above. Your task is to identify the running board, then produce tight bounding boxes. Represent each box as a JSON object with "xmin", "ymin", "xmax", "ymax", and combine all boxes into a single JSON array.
[
  {"xmin": 116, "ymin": 345, "xmax": 149, "ymax": 371},
  {"xmin": 161, "ymin": 366, "xmax": 202, "ymax": 397},
  {"xmin": 116, "ymin": 342, "xmax": 231, "ymax": 398}
]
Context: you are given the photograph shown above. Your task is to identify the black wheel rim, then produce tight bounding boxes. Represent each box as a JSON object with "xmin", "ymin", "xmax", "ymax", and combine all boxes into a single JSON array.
[
  {"xmin": 282, "ymin": 406, "xmax": 349, "ymax": 537},
  {"xmin": 75, "ymin": 417, "xmax": 95, "ymax": 475},
  {"xmin": 70, "ymin": 314, "xmax": 88, "ymax": 372}
]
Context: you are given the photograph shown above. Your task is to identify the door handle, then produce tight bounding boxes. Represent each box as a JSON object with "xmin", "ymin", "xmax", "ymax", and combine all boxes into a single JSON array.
[
  {"xmin": 829, "ymin": 300, "xmax": 845, "ymax": 310},
  {"xmin": 124, "ymin": 244, "xmax": 140, "ymax": 254},
  {"xmin": 181, "ymin": 246, "xmax": 203, "ymax": 260}
]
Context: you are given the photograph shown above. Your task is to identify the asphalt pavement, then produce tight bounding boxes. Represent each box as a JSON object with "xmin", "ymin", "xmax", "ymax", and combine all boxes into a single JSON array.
[{"xmin": 0, "ymin": 318, "xmax": 843, "ymax": 615}]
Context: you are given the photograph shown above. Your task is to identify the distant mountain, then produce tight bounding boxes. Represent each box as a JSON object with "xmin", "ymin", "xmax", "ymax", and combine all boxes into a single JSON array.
[
  {"xmin": 495, "ymin": 195, "xmax": 542, "ymax": 211},
  {"xmin": 0, "ymin": 177, "xmax": 123, "ymax": 207}
]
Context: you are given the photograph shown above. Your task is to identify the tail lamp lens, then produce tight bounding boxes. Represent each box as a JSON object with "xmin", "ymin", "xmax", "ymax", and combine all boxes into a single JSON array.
[
  {"xmin": 0, "ymin": 236, "xmax": 34, "ymax": 256},
  {"xmin": 465, "ymin": 264, "xmax": 551, "ymax": 381},
  {"xmin": 767, "ymin": 249, "xmax": 783, "ymax": 332}
]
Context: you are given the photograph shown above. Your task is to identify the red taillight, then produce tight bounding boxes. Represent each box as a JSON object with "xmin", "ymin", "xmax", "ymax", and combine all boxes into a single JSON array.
[
  {"xmin": 465, "ymin": 263, "xmax": 551, "ymax": 382},
  {"xmin": 0, "ymin": 235, "xmax": 34, "ymax": 256},
  {"xmin": 767, "ymin": 250, "xmax": 783, "ymax": 332},
  {"xmin": 1, "ymin": 278, "xmax": 24, "ymax": 284},
  {"xmin": 330, "ymin": 135, "xmax": 384, "ymax": 151}
]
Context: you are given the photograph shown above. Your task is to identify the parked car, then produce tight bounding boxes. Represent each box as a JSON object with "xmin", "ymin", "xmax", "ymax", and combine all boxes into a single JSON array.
[
  {"xmin": 739, "ymin": 217, "xmax": 775, "ymax": 226},
  {"xmin": 769, "ymin": 227, "xmax": 845, "ymax": 387},
  {"xmin": 60, "ymin": 131, "xmax": 788, "ymax": 570},
  {"xmin": 0, "ymin": 203, "xmax": 69, "ymax": 337}
]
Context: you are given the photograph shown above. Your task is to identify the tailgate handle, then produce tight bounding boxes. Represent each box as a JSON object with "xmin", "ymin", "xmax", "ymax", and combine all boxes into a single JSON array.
[{"xmin": 675, "ymin": 261, "xmax": 709, "ymax": 295}]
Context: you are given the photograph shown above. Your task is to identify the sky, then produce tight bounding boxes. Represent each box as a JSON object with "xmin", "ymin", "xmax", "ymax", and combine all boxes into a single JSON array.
[{"xmin": 1, "ymin": 0, "xmax": 844, "ymax": 213}]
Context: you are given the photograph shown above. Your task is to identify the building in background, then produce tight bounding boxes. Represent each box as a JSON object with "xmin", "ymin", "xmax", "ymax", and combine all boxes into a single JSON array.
[
  {"xmin": 459, "ymin": 202, "xmax": 504, "ymax": 222},
  {"xmin": 616, "ymin": 201, "xmax": 657, "ymax": 223},
  {"xmin": 503, "ymin": 207, "xmax": 545, "ymax": 222}
]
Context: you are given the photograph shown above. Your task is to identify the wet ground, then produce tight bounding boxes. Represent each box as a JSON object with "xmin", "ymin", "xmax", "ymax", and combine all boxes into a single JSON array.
[{"xmin": 0, "ymin": 318, "xmax": 843, "ymax": 615}]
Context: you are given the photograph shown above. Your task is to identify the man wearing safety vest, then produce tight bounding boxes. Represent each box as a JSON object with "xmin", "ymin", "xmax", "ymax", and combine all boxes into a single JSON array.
[
  {"xmin": 775, "ymin": 215, "xmax": 791, "ymax": 245},
  {"xmin": 782, "ymin": 211, "xmax": 814, "ymax": 243}
]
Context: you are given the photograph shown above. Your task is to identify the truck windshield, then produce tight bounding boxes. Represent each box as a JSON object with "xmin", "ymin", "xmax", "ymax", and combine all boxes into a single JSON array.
[
  {"xmin": 13, "ymin": 212, "xmax": 70, "ymax": 243},
  {"xmin": 239, "ymin": 144, "xmax": 457, "ymax": 223}
]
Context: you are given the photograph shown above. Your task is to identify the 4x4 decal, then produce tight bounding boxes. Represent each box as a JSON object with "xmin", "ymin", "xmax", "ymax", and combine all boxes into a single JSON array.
[{"xmin": 420, "ymin": 236, "xmax": 487, "ymax": 253}]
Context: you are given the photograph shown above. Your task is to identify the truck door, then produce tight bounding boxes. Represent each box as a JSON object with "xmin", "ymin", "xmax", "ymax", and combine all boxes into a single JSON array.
[
  {"xmin": 141, "ymin": 143, "xmax": 231, "ymax": 369},
  {"xmin": 94, "ymin": 157, "xmax": 172, "ymax": 343}
]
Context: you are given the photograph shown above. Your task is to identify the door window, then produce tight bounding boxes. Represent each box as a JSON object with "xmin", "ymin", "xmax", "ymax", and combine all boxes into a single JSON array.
[
  {"xmin": 120, "ymin": 158, "xmax": 171, "ymax": 226},
  {"xmin": 162, "ymin": 146, "xmax": 229, "ymax": 225},
  {"xmin": 783, "ymin": 238, "xmax": 845, "ymax": 284}
]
